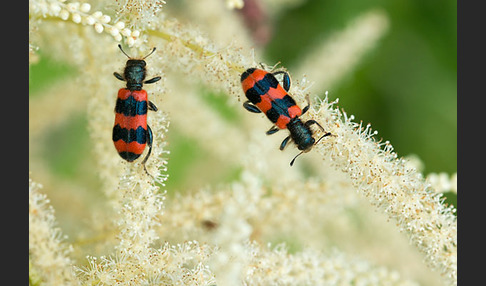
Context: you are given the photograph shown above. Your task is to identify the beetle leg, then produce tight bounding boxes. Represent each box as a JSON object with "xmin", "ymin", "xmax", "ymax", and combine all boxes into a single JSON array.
[
  {"xmin": 279, "ymin": 135, "xmax": 291, "ymax": 151},
  {"xmin": 148, "ymin": 101, "xmax": 158, "ymax": 112},
  {"xmin": 301, "ymin": 95, "xmax": 311, "ymax": 115},
  {"xmin": 142, "ymin": 125, "xmax": 154, "ymax": 177},
  {"xmin": 144, "ymin": 76, "xmax": 161, "ymax": 84},
  {"xmin": 114, "ymin": 72, "xmax": 124, "ymax": 81},
  {"xmin": 266, "ymin": 125, "xmax": 280, "ymax": 135},
  {"xmin": 272, "ymin": 71, "xmax": 291, "ymax": 92},
  {"xmin": 243, "ymin": 101, "xmax": 262, "ymax": 113},
  {"xmin": 305, "ymin": 119, "xmax": 324, "ymax": 131}
]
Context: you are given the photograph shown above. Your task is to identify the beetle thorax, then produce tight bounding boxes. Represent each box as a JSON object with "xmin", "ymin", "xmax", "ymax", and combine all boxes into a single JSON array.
[
  {"xmin": 288, "ymin": 118, "xmax": 315, "ymax": 151},
  {"xmin": 124, "ymin": 60, "xmax": 147, "ymax": 90}
]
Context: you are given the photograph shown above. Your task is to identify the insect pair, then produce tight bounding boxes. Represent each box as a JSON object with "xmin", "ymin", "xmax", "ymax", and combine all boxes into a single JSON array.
[{"xmin": 112, "ymin": 45, "xmax": 332, "ymax": 175}]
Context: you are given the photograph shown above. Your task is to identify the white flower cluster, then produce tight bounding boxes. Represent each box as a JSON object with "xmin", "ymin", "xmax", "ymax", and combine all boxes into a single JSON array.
[
  {"xmin": 244, "ymin": 242, "xmax": 420, "ymax": 286},
  {"xmin": 79, "ymin": 241, "xmax": 216, "ymax": 285},
  {"xmin": 310, "ymin": 99, "xmax": 457, "ymax": 284},
  {"xmin": 30, "ymin": 0, "xmax": 142, "ymax": 46},
  {"xmin": 29, "ymin": 177, "xmax": 76, "ymax": 285}
]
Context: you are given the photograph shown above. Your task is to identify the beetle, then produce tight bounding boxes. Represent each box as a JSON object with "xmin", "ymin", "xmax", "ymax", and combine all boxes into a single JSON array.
[
  {"xmin": 112, "ymin": 44, "xmax": 161, "ymax": 175},
  {"xmin": 240, "ymin": 67, "xmax": 332, "ymax": 165}
]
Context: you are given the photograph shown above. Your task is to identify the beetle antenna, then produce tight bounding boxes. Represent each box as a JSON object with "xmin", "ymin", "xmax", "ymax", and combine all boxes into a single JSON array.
[
  {"xmin": 290, "ymin": 132, "xmax": 333, "ymax": 166},
  {"xmin": 143, "ymin": 47, "xmax": 157, "ymax": 59},
  {"xmin": 290, "ymin": 151, "xmax": 304, "ymax": 166},
  {"xmin": 118, "ymin": 44, "xmax": 131, "ymax": 58},
  {"xmin": 315, "ymin": 131, "xmax": 333, "ymax": 145}
]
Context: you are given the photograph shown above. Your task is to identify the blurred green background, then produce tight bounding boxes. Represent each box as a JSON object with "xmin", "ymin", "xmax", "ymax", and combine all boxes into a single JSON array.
[{"xmin": 30, "ymin": 0, "xmax": 456, "ymax": 198}]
